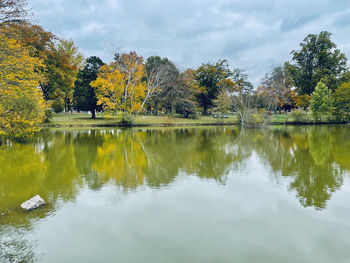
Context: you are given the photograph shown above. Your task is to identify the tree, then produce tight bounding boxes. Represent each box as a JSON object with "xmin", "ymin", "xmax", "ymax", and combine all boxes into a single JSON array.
[
  {"xmin": 174, "ymin": 70, "xmax": 196, "ymax": 118},
  {"xmin": 213, "ymin": 89, "xmax": 231, "ymax": 120},
  {"xmin": 293, "ymin": 94, "xmax": 310, "ymax": 109},
  {"xmin": 258, "ymin": 65, "xmax": 293, "ymax": 112},
  {"xmin": 53, "ymin": 39, "xmax": 83, "ymax": 112},
  {"xmin": 194, "ymin": 59, "xmax": 232, "ymax": 114},
  {"xmin": 91, "ymin": 51, "xmax": 146, "ymax": 123},
  {"xmin": 142, "ymin": 56, "xmax": 176, "ymax": 111},
  {"xmin": 0, "ymin": 22, "xmax": 57, "ymax": 100},
  {"xmin": 333, "ymin": 81, "xmax": 350, "ymax": 121},
  {"xmin": 309, "ymin": 81, "xmax": 333, "ymax": 121},
  {"xmin": 0, "ymin": 33, "xmax": 45, "ymax": 140},
  {"xmin": 73, "ymin": 56, "xmax": 104, "ymax": 118},
  {"xmin": 286, "ymin": 31, "xmax": 347, "ymax": 95},
  {"xmin": 0, "ymin": 0, "xmax": 29, "ymax": 24}
]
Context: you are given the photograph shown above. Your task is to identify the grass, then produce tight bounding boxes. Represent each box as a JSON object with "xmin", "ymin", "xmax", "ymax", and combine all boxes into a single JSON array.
[
  {"xmin": 46, "ymin": 113, "xmax": 237, "ymax": 127},
  {"xmin": 46, "ymin": 112, "xmax": 345, "ymax": 128}
]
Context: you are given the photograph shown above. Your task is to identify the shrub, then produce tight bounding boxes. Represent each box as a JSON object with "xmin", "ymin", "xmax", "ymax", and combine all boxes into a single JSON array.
[{"xmin": 291, "ymin": 108, "xmax": 307, "ymax": 123}]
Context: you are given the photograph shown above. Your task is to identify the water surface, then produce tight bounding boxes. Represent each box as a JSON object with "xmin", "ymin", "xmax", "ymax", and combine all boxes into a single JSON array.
[{"xmin": 1, "ymin": 126, "xmax": 350, "ymax": 262}]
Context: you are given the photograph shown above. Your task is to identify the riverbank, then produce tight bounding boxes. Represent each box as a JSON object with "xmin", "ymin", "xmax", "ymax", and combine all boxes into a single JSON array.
[
  {"xmin": 44, "ymin": 113, "xmax": 347, "ymax": 128},
  {"xmin": 45, "ymin": 113, "xmax": 237, "ymax": 127}
]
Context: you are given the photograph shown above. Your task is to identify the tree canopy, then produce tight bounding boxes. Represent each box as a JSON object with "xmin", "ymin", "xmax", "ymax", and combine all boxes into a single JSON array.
[
  {"xmin": 194, "ymin": 59, "xmax": 232, "ymax": 114},
  {"xmin": 73, "ymin": 56, "xmax": 104, "ymax": 118},
  {"xmin": 286, "ymin": 31, "xmax": 347, "ymax": 95},
  {"xmin": 0, "ymin": 33, "xmax": 45, "ymax": 140}
]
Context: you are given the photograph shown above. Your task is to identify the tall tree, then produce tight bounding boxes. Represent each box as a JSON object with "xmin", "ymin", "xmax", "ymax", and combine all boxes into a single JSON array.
[
  {"xmin": 91, "ymin": 51, "xmax": 146, "ymax": 122},
  {"xmin": 73, "ymin": 56, "xmax": 104, "ymax": 118},
  {"xmin": 258, "ymin": 65, "xmax": 293, "ymax": 112},
  {"xmin": 333, "ymin": 81, "xmax": 350, "ymax": 121},
  {"xmin": 286, "ymin": 31, "xmax": 347, "ymax": 94},
  {"xmin": 194, "ymin": 59, "xmax": 232, "ymax": 114},
  {"xmin": 45, "ymin": 39, "xmax": 83, "ymax": 112},
  {"xmin": 143, "ymin": 56, "xmax": 176, "ymax": 111},
  {"xmin": 309, "ymin": 81, "xmax": 333, "ymax": 121},
  {"xmin": 0, "ymin": 22, "xmax": 57, "ymax": 99},
  {"xmin": 0, "ymin": 0, "xmax": 29, "ymax": 24},
  {"xmin": 0, "ymin": 33, "xmax": 45, "ymax": 139}
]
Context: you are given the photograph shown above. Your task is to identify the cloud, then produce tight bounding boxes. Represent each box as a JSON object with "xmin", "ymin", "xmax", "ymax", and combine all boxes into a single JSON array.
[{"xmin": 29, "ymin": 0, "xmax": 350, "ymax": 85}]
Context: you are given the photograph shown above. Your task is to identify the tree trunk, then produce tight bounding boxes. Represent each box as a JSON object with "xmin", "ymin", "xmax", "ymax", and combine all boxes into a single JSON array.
[
  {"xmin": 91, "ymin": 109, "xmax": 96, "ymax": 119},
  {"xmin": 203, "ymin": 105, "xmax": 208, "ymax": 115}
]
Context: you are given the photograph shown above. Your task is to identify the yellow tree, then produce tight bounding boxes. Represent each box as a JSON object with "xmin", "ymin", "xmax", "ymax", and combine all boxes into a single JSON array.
[
  {"xmin": 91, "ymin": 51, "xmax": 146, "ymax": 123},
  {"xmin": 0, "ymin": 33, "xmax": 45, "ymax": 140}
]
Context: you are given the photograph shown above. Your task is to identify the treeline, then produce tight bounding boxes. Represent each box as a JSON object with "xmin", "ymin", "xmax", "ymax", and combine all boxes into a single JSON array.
[
  {"xmin": 0, "ymin": 0, "xmax": 83, "ymax": 140},
  {"xmin": 1, "ymin": 0, "xmax": 350, "ymax": 139}
]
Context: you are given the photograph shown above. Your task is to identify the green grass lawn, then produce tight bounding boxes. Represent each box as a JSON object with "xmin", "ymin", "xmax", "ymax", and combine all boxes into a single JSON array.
[
  {"xmin": 46, "ymin": 112, "xmax": 341, "ymax": 128},
  {"xmin": 46, "ymin": 113, "xmax": 237, "ymax": 127}
]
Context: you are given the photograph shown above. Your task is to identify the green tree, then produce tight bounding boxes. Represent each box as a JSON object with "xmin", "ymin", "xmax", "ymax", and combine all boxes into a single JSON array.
[
  {"xmin": 309, "ymin": 81, "xmax": 333, "ymax": 121},
  {"xmin": 73, "ymin": 56, "xmax": 104, "ymax": 118},
  {"xmin": 44, "ymin": 39, "xmax": 83, "ymax": 112},
  {"xmin": 286, "ymin": 31, "xmax": 347, "ymax": 94},
  {"xmin": 333, "ymin": 81, "xmax": 350, "ymax": 121},
  {"xmin": 194, "ymin": 59, "xmax": 232, "ymax": 115},
  {"xmin": 213, "ymin": 89, "xmax": 230, "ymax": 121}
]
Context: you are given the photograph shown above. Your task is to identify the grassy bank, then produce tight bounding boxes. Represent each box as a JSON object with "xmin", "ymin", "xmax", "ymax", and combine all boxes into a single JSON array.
[
  {"xmin": 45, "ymin": 112, "xmax": 347, "ymax": 128},
  {"xmin": 45, "ymin": 113, "xmax": 237, "ymax": 127}
]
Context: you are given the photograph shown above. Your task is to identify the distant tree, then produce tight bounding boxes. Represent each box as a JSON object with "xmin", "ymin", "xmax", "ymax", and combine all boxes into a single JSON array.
[
  {"xmin": 309, "ymin": 81, "xmax": 333, "ymax": 121},
  {"xmin": 231, "ymin": 68, "xmax": 253, "ymax": 93},
  {"xmin": 174, "ymin": 70, "xmax": 196, "ymax": 118},
  {"xmin": 56, "ymin": 39, "xmax": 83, "ymax": 112},
  {"xmin": 286, "ymin": 31, "xmax": 347, "ymax": 95},
  {"xmin": 143, "ymin": 56, "xmax": 176, "ymax": 111},
  {"xmin": 213, "ymin": 89, "xmax": 231, "ymax": 120},
  {"xmin": 333, "ymin": 81, "xmax": 350, "ymax": 121},
  {"xmin": 0, "ymin": 0, "xmax": 29, "ymax": 24},
  {"xmin": 340, "ymin": 69, "xmax": 350, "ymax": 84},
  {"xmin": 194, "ymin": 59, "xmax": 232, "ymax": 115},
  {"xmin": 73, "ymin": 56, "xmax": 104, "ymax": 118},
  {"xmin": 258, "ymin": 65, "xmax": 293, "ymax": 112},
  {"xmin": 91, "ymin": 51, "xmax": 146, "ymax": 123},
  {"xmin": 293, "ymin": 94, "xmax": 310, "ymax": 109},
  {"xmin": 44, "ymin": 39, "xmax": 83, "ymax": 112},
  {"xmin": 0, "ymin": 33, "xmax": 45, "ymax": 139}
]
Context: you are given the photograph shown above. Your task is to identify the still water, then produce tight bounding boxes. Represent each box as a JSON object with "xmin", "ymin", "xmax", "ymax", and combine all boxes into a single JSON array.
[{"xmin": 1, "ymin": 126, "xmax": 350, "ymax": 262}]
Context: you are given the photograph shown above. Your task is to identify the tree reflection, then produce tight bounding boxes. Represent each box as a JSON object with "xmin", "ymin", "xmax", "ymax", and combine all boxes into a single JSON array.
[
  {"xmin": 252, "ymin": 126, "xmax": 345, "ymax": 209},
  {"xmin": 1, "ymin": 126, "xmax": 349, "ymax": 221},
  {"xmin": 91, "ymin": 127, "xmax": 242, "ymax": 189}
]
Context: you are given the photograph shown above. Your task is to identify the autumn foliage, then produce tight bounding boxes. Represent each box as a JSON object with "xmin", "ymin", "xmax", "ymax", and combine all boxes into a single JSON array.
[
  {"xmin": 0, "ymin": 33, "xmax": 45, "ymax": 139},
  {"xmin": 91, "ymin": 52, "xmax": 146, "ymax": 121}
]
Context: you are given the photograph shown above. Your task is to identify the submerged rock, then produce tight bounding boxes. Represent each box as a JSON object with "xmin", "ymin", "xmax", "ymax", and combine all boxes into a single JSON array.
[{"xmin": 20, "ymin": 195, "xmax": 45, "ymax": 211}]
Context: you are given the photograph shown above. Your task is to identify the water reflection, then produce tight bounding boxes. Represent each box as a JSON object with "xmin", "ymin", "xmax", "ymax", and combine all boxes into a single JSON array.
[
  {"xmin": 1, "ymin": 126, "xmax": 350, "ymax": 262},
  {"xmin": 1, "ymin": 126, "xmax": 349, "ymax": 215}
]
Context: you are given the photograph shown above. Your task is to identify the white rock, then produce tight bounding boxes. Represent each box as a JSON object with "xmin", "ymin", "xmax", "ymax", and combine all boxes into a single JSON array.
[{"xmin": 20, "ymin": 195, "xmax": 45, "ymax": 211}]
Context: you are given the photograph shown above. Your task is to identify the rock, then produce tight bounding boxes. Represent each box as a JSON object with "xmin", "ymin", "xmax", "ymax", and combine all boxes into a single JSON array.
[{"xmin": 20, "ymin": 195, "xmax": 45, "ymax": 211}]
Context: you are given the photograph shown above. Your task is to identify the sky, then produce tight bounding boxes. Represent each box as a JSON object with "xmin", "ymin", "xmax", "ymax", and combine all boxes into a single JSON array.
[{"xmin": 29, "ymin": 0, "xmax": 350, "ymax": 85}]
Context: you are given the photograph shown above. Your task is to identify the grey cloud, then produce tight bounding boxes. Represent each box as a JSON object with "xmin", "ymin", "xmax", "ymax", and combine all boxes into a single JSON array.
[{"xmin": 29, "ymin": 0, "xmax": 350, "ymax": 86}]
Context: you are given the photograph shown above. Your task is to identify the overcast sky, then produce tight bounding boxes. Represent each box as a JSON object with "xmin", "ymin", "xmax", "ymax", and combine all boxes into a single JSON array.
[{"xmin": 29, "ymin": 0, "xmax": 350, "ymax": 85}]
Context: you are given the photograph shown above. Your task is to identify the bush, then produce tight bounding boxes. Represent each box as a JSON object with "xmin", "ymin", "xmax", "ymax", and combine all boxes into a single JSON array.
[
  {"xmin": 51, "ymin": 100, "xmax": 64, "ymax": 113},
  {"xmin": 44, "ymin": 109, "xmax": 53, "ymax": 123},
  {"xmin": 291, "ymin": 108, "xmax": 307, "ymax": 123},
  {"xmin": 120, "ymin": 114, "xmax": 134, "ymax": 127},
  {"xmin": 238, "ymin": 109, "xmax": 267, "ymax": 128}
]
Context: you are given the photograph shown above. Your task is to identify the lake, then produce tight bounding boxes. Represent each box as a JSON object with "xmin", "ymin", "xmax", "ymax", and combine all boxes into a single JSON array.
[{"xmin": 1, "ymin": 126, "xmax": 350, "ymax": 263}]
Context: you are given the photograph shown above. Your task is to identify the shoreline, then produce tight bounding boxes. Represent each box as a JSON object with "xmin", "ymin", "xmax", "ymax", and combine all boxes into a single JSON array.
[{"xmin": 43, "ymin": 121, "xmax": 349, "ymax": 128}]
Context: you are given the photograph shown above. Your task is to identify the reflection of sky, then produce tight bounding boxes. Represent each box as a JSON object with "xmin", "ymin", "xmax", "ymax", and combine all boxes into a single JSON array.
[
  {"xmin": 29, "ymin": 0, "xmax": 350, "ymax": 85},
  {"xmin": 21, "ymin": 160, "xmax": 350, "ymax": 262}
]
